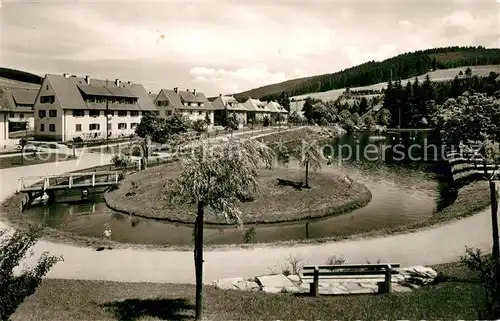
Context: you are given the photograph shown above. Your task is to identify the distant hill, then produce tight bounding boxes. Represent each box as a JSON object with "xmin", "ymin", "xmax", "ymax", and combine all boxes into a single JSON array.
[
  {"xmin": 0, "ymin": 67, "xmax": 42, "ymax": 85},
  {"xmin": 292, "ymin": 65, "xmax": 500, "ymax": 102},
  {"xmin": 230, "ymin": 46, "xmax": 500, "ymax": 102}
]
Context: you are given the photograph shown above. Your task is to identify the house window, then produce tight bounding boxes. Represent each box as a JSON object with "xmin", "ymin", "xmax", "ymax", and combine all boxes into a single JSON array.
[
  {"xmin": 73, "ymin": 110, "xmax": 84, "ymax": 117},
  {"xmin": 9, "ymin": 112, "xmax": 14, "ymax": 118},
  {"xmin": 19, "ymin": 113, "xmax": 24, "ymax": 119},
  {"xmin": 118, "ymin": 111, "xmax": 127, "ymax": 117},
  {"xmin": 40, "ymin": 95, "xmax": 55, "ymax": 104},
  {"xmin": 49, "ymin": 124, "xmax": 55, "ymax": 132},
  {"xmin": 118, "ymin": 123, "xmax": 127, "ymax": 130},
  {"xmin": 198, "ymin": 102, "xmax": 202, "ymax": 107},
  {"xmin": 75, "ymin": 124, "xmax": 82, "ymax": 132},
  {"xmin": 105, "ymin": 110, "xmax": 114, "ymax": 117},
  {"xmin": 198, "ymin": 111, "xmax": 203, "ymax": 115},
  {"xmin": 166, "ymin": 110, "xmax": 173, "ymax": 116},
  {"xmin": 38, "ymin": 110, "xmax": 46, "ymax": 118},
  {"xmin": 89, "ymin": 110, "xmax": 100, "ymax": 117},
  {"xmin": 131, "ymin": 111, "xmax": 139, "ymax": 117},
  {"xmin": 40, "ymin": 124, "xmax": 44, "ymax": 132},
  {"xmin": 46, "ymin": 85, "xmax": 48, "ymax": 90},
  {"xmin": 89, "ymin": 123, "xmax": 100, "ymax": 131},
  {"xmin": 49, "ymin": 110, "xmax": 57, "ymax": 117},
  {"xmin": 131, "ymin": 123, "xmax": 138, "ymax": 129}
]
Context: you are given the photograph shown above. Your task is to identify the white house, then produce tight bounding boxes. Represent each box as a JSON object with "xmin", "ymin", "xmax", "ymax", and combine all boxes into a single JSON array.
[
  {"xmin": 265, "ymin": 101, "xmax": 289, "ymax": 123},
  {"xmin": 0, "ymin": 86, "xmax": 38, "ymax": 147},
  {"xmin": 211, "ymin": 95, "xmax": 247, "ymax": 126},
  {"xmin": 0, "ymin": 111, "xmax": 8, "ymax": 149},
  {"xmin": 153, "ymin": 87, "xmax": 214, "ymax": 126},
  {"xmin": 243, "ymin": 98, "xmax": 274, "ymax": 122},
  {"xmin": 33, "ymin": 74, "xmax": 157, "ymax": 141}
]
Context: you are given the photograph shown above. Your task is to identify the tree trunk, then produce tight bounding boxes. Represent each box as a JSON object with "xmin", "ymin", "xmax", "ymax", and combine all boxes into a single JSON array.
[
  {"xmin": 305, "ymin": 160, "xmax": 309, "ymax": 187},
  {"xmin": 194, "ymin": 201, "xmax": 205, "ymax": 320},
  {"xmin": 489, "ymin": 181, "xmax": 500, "ymax": 293}
]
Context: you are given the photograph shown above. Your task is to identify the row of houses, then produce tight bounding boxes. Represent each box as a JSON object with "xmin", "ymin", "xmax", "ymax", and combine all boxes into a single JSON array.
[{"xmin": 0, "ymin": 73, "xmax": 289, "ymax": 146}]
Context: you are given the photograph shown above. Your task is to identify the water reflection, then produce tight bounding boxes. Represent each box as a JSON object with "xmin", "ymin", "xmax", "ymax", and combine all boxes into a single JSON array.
[{"xmin": 24, "ymin": 131, "xmax": 444, "ymax": 246}]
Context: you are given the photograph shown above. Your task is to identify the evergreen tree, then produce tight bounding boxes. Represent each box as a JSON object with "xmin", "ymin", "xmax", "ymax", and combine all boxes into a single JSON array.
[
  {"xmin": 358, "ymin": 97, "xmax": 369, "ymax": 114},
  {"xmin": 431, "ymin": 57, "xmax": 438, "ymax": 71},
  {"xmin": 465, "ymin": 67, "xmax": 472, "ymax": 78}
]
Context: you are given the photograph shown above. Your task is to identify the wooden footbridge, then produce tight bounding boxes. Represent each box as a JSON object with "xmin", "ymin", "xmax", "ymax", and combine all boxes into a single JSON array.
[{"xmin": 16, "ymin": 171, "xmax": 121, "ymax": 208}]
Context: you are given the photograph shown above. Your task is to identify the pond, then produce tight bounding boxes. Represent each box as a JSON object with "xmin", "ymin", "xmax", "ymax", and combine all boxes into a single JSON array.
[{"xmin": 24, "ymin": 130, "xmax": 446, "ymax": 246}]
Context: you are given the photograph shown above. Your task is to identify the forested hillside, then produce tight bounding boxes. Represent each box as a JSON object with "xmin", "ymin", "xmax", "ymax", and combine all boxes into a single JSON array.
[
  {"xmin": 231, "ymin": 46, "xmax": 500, "ymax": 102},
  {"xmin": 0, "ymin": 67, "xmax": 42, "ymax": 85},
  {"xmin": 297, "ymin": 69, "xmax": 500, "ymax": 131}
]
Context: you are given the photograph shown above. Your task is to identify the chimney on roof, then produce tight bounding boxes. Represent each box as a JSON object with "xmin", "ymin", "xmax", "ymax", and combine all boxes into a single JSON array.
[
  {"xmin": 71, "ymin": 75, "xmax": 77, "ymax": 77},
  {"xmin": 174, "ymin": 87, "xmax": 178, "ymax": 93},
  {"xmin": 193, "ymin": 89, "xmax": 196, "ymax": 95},
  {"xmin": 186, "ymin": 89, "xmax": 190, "ymax": 92},
  {"xmin": 115, "ymin": 78, "xmax": 120, "ymax": 87},
  {"xmin": 219, "ymin": 94, "xmax": 222, "ymax": 97},
  {"xmin": 127, "ymin": 81, "xmax": 132, "ymax": 85},
  {"xmin": 149, "ymin": 91, "xmax": 151, "ymax": 94},
  {"xmin": 85, "ymin": 75, "xmax": 90, "ymax": 85},
  {"xmin": 63, "ymin": 73, "xmax": 69, "ymax": 78}
]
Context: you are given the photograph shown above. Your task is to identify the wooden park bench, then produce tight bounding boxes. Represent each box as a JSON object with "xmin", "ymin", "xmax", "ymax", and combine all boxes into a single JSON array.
[{"xmin": 301, "ymin": 263, "xmax": 401, "ymax": 296}]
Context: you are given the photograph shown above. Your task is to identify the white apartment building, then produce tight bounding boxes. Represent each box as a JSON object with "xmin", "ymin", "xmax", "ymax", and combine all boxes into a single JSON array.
[
  {"xmin": 33, "ymin": 74, "xmax": 157, "ymax": 141},
  {"xmin": 153, "ymin": 87, "xmax": 214, "ymax": 126}
]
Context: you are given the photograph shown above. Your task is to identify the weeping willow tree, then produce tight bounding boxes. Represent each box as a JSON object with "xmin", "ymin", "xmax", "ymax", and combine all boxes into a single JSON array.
[
  {"xmin": 166, "ymin": 137, "xmax": 275, "ymax": 320},
  {"xmin": 299, "ymin": 140, "xmax": 323, "ymax": 188}
]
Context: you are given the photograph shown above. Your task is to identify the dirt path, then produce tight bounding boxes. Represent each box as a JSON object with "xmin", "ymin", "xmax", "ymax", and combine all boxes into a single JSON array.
[{"xmin": 0, "ymin": 127, "xmax": 497, "ymax": 284}]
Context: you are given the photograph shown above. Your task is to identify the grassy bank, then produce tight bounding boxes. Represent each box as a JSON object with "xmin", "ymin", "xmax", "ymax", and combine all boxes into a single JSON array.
[
  {"xmin": 11, "ymin": 262, "xmax": 486, "ymax": 320},
  {"xmin": 0, "ymin": 153, "xmax": 76, "ymax": 170},
  {"xmin": 105, "ymin": 165, "xmax": 372, "ymax": 224}
]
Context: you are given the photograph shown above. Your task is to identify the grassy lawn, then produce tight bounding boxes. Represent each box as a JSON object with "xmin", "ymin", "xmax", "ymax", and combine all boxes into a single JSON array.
[
  {"xmin": 11, "ymin": 262, "xmax": 487, "ymax": 320},
  {"xmin": 0, "ymin": 153, "xmax": 76, "ymax": 170},
  {"xmin": 105, "ymin": 165, "xmax": 371, "ymax": 224}
]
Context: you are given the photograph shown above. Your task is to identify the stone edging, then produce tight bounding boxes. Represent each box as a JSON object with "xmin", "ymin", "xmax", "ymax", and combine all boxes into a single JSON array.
[{"xmin": 211, "ymin": 266, "xmax": 439, "ymax": 295}]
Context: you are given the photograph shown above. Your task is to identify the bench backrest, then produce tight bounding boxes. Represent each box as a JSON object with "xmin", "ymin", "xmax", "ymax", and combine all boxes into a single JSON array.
[{"xmin": 302, "ymin": 263, "xmax": 400, "ymax": 277}]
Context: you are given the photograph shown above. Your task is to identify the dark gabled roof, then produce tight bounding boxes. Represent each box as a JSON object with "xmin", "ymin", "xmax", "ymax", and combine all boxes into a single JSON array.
[
  {"xmin": 77, "ymin": 84, "xmax": 137, "ymax": 98},
  {"xmin": 11, "ymin": 89, "xmax": 37, "ymax": 106},
  {"xmin": 77, "ymin": 84, "xmax": 113, "ymax": 97},
  {"xmin": 178, "ymin": 90, "xmax": 204, "ymax": 103},
  {"xmin": 106, "ymin": 86, "xmax": 137, "ymax": 98},
  {"xmin": 212, "ymin": 96, "xmax": 246, "ymax": 111},
  {"xmin": 44, "ymin": 74, "xmax": 156, "ymax": 111},
  {"xmin": 157, "ymin": 89, "xmax": 214, "ymax": 111},
  {"xmin": 0, "ymin": 86, "xmax": 38, "ymax": 112}
]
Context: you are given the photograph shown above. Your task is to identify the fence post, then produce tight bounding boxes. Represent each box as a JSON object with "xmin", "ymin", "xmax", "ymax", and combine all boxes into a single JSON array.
[
  {"xmin": 69, "ymin": 175, "xmax": 73, "ymax": 188},
  {"xmin": 92, "ymin": 173, "xmax": 95, "ymax": 186},
  {"xmin": 17, "ymin": 178, "xmax": 22, "ymax": 193},
  {"xmin": 43, "ymin": 177, "xmax": 49, "ymax": 191},
  {"xmin": 310, "ymin": 266, "xmax": 319, "ymax": 297},
  {"xmin": 384, "ymin": 264, "xmax": 392, "ymax": 293}
]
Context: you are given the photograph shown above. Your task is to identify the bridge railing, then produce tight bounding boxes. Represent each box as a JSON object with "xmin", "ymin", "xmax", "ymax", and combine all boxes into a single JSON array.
[{"xmin": 16, "ymin": 171, "xmax": 120, "ymax": 193}]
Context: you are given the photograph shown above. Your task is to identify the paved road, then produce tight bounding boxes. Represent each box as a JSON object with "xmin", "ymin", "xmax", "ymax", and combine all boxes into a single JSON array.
[{"xmin": 0, "ymin": 128, "xmax": 497, "ymax": 284}]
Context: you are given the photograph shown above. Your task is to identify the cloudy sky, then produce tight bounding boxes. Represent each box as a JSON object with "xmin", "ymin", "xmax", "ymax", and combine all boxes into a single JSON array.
[{"xmin": 1, "ymin": 0, "xmax": 498, "ymax": 96}]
